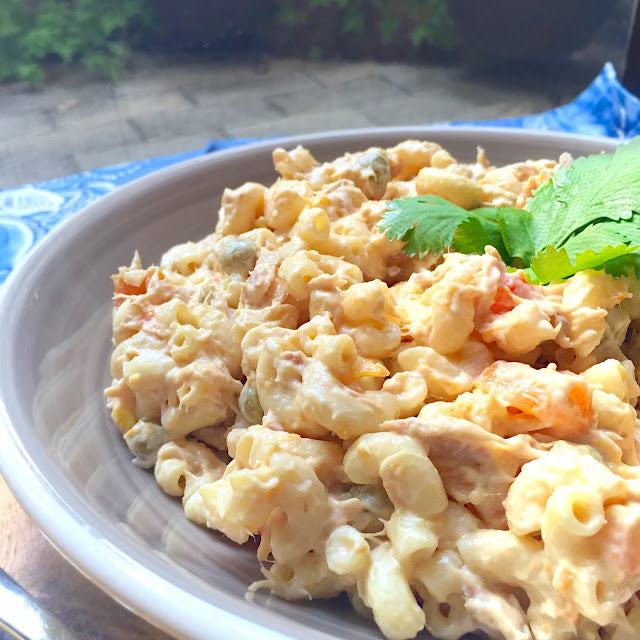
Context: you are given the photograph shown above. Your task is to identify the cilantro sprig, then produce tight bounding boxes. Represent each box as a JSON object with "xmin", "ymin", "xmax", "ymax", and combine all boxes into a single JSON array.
[{"xmin": 380, "ymin": 137, "xmax": 640, "ymax": 284}]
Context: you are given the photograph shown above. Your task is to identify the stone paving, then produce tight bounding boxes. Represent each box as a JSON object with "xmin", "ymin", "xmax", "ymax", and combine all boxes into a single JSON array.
[{"xmin": 0, "ymin": 53, "xmax": 621, "ymax": 189}]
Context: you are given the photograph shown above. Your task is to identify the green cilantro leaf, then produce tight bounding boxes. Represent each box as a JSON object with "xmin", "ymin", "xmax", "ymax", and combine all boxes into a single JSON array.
[
  {"xmin": 598, "ymin": 251, "xmax": 640, "ymax": 278},
  {"xmin": 452, "ymin": 212, "xmax": 508, "ymax": 262},
  {"xmin": 560, "ymin": 217, "xmax": 640, "ymax": 256},
  {"xmin": 379, "ymin": 136, "xmax": 640, "ymax": 283},
  {"xmin": 528, "ymin": 137, "xmax": 640, "ymax": 250},
  {"xmin": 497, "ymin": 208, "xmax": 536, "ymax": 265},
  {"xmin": 529, "ymin": 244, "xmax": 639, "ymax": 284},
  {"xmin": 380, "ymin": 195, "xmax": 473, "ymax": 256},
  {"xmin": 530, "ymin": 215, "xmax": 640, "ymax": 282}
]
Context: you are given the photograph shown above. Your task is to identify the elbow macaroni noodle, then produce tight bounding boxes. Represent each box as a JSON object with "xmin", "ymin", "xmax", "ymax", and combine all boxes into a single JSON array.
[{"xmin": 106, "ymin": 140, "xmax": 640, "ymax": 640}]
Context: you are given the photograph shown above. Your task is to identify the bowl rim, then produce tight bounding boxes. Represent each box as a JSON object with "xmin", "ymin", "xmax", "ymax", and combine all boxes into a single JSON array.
[{"xmin": 0, "ymin": 126, "xmax": 622, "ymax": 640}]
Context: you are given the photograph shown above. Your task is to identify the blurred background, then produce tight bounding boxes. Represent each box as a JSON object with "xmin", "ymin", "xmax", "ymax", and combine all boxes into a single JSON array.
[{"xmin": 0, "ymin": 0, "xmax": 635, "ymax": 188}]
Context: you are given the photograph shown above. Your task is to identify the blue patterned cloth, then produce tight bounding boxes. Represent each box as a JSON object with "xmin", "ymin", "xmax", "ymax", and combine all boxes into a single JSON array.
[
  {"xmin": 453, "ymin": 63, "xmax": 640, "ymax": 139},
  {"xmin": 2, "ymin": 63, "xmax": 639, "ymax": 284}
]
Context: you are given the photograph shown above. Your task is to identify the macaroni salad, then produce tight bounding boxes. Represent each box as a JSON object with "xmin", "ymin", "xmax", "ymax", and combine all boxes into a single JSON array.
[{"xmin": 105, "ymin": 139, "xmax": 640, "ymax": 640}]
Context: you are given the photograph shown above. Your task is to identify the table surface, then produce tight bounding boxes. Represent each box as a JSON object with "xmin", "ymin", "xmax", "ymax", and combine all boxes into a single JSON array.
[{"xmin": 0, "ymin": 475, "xmax": 174, "ymax": 639}]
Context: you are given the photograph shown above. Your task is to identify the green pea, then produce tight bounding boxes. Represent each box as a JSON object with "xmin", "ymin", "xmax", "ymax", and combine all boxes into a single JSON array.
[
  {"xmin": 360, "ymin": 150, "xmax": 391, "ymax": 188},
  {"xmin": 239, "ymin": 384, "xmax": 264, "ymax": 424},
  {"xmin": 219, "ymin": 238, "xmax": 258, "ymax": 274},
  {"xmin": 124, "ymin": 421, "xmax": 169, "ymax": 468}
]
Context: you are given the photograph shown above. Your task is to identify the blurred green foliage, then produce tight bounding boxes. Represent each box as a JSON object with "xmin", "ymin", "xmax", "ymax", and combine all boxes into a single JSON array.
[
  {"xmin": 276, "ymin": 0, "xmax": 457, "ymax": 55},
  {"xmin": 0, "ymin": 0, "xmax": 151, "ymax": 84},
  {"xmin": 0, "ymin": 0, "xmax": 456, "ymax": 85}
]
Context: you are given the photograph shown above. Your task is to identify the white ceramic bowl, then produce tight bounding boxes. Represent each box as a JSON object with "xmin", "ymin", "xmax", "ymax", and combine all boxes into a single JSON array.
[{"xmin": 0, "ymin": 127, "xmax": 620, "ymax": 640}]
